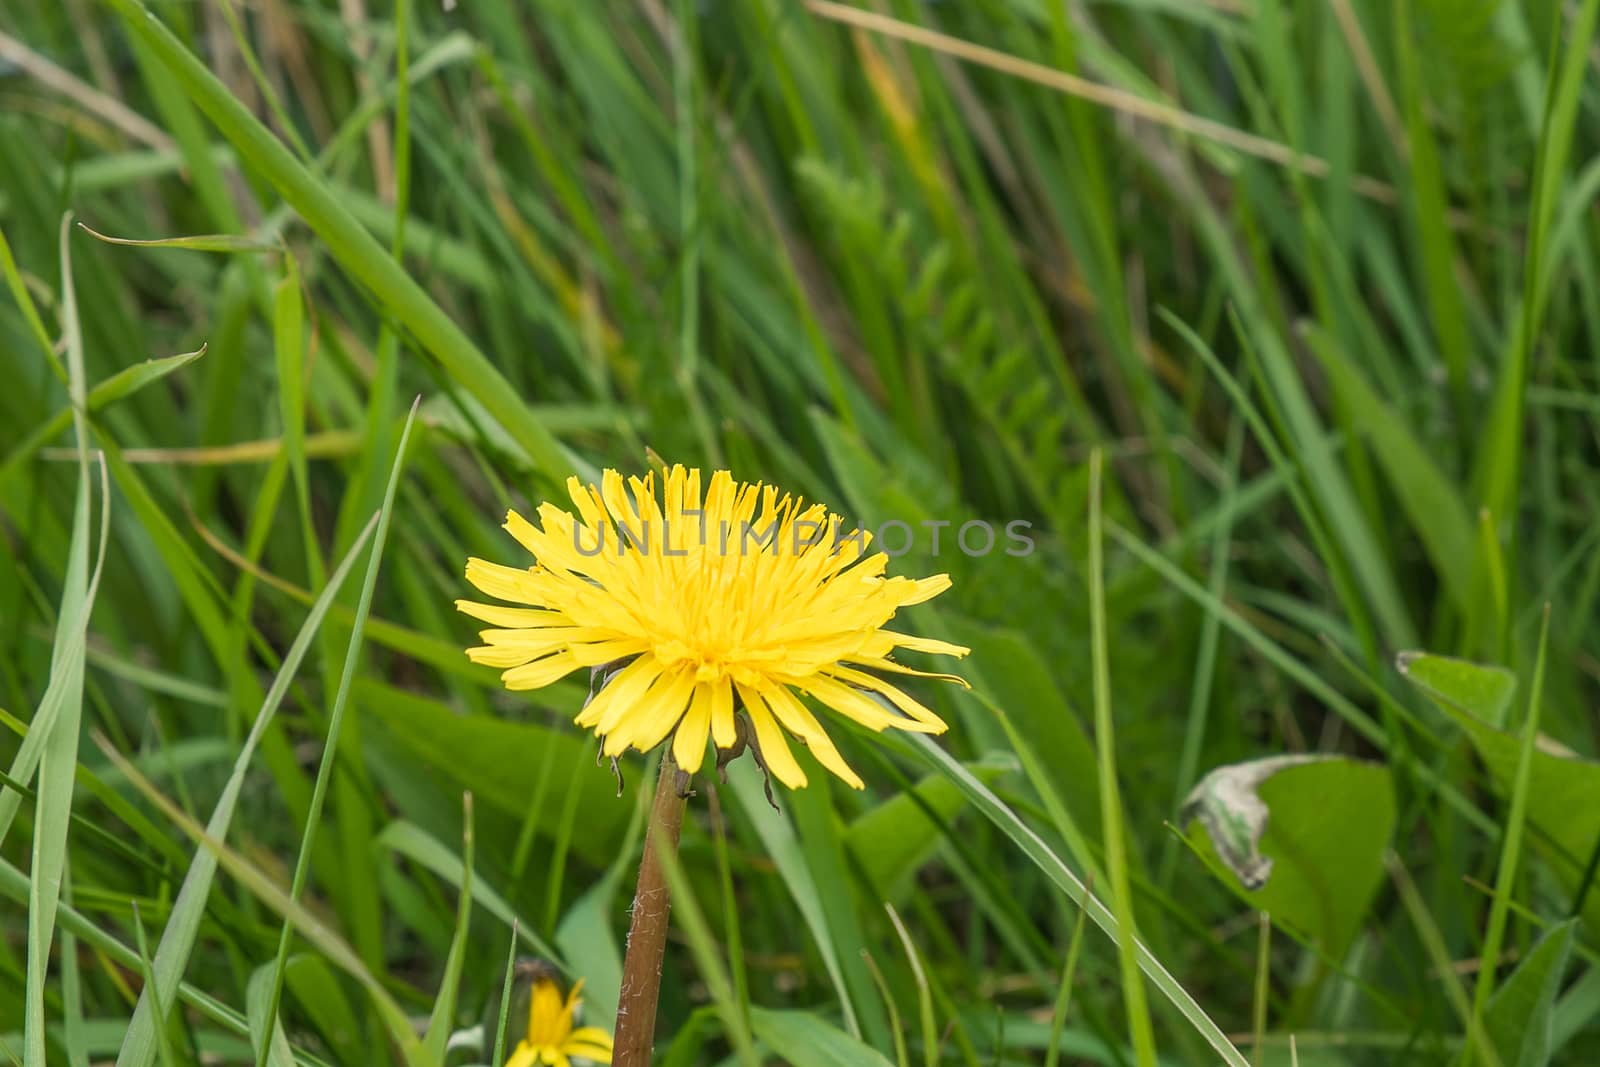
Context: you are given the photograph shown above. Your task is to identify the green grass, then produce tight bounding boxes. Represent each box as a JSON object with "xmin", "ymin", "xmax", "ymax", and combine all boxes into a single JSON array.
[{"xmin": 2, "ymin": 0, "xmax": 1599, "ymax": 1064}]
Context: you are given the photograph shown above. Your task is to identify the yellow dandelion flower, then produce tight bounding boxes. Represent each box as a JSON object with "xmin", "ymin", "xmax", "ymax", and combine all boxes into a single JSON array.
[
  {"xmin": 505, "ymin": 974, "xmax": 613, "ymax": 1067},
  {"xmin": 458, "ymin": 465, "xmax": 970, "ymax": 789}
]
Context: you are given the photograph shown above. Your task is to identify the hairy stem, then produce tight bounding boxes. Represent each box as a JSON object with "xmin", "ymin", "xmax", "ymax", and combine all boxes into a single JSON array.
[{"xmin": 613, "ymin": 753, "xmax": 688, "ymax": 1066}]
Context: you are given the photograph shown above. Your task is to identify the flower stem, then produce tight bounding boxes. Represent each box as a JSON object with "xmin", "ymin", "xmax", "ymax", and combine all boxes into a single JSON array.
[{"xmin": 613, "ymin": 752, "xmax": 688, "ymax": 1066}]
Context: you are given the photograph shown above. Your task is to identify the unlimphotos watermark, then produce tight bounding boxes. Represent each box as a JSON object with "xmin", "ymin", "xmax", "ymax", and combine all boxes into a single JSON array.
[{"xmin": 572, "ymin": 511, "xmax": 1036, "ymax": 559}]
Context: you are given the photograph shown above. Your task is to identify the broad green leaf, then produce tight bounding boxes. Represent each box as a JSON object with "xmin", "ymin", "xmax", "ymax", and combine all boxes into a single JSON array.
[
  {"xmin": 554, "ymin": 880, "xmax": 624, "ymax": 1032},
  {"xmin": 1485, "ymin": 919, "xmax": 1576, "ymax": 1067},
  {"xmin": 845, "ymin": 773, "xmax": 966, "ymax": 902},
  {"xmin": 283, "ymin": 957, "xmax": 362, "ymax": 1066},
  {"xmin": 355, "ymin": 679, "xmax": 627, "ymax": 863},
  {"xmin": 749, "ymin": 1008, "xmax": 896, "ymax": 1067},
  {"xmin": 946, "ymin": 620, "xmax": 1101, "ymax": 835},
  {"xmin": 1398, "ymin": 652, "xmax": 1600, "ymax": 933},
  {"xmin": 1182, "ymin": 756, "xmax": 1395, "ymax": 956},
  {"xmin": 1396, "ymin": 651, "xmax": 1518, "ymax": 729}
]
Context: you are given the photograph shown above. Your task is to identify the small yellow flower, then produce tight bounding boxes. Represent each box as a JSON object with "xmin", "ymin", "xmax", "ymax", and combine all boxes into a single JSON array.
[
  {"xmin": 458, "ymin": 466, "xmax": 969, "ymax": 789},
  {"xmin": 504, "ymin": 975, "xmax": 612, "ymax": 1067}
]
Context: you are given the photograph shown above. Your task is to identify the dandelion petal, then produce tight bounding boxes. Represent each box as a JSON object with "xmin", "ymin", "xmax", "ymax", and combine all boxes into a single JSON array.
[{"xmin": 458, "ymin": 465, "xmax": 966, "ymax": 792}]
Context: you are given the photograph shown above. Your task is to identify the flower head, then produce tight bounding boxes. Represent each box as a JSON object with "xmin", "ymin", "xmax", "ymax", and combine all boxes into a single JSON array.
[
  {"xmin": 458, "ymin": 465, "xmax": 969, "ymax": 789},
  {"xmin": 504, "ymin": 973, "xmax": 612, "ymax": 1067}
]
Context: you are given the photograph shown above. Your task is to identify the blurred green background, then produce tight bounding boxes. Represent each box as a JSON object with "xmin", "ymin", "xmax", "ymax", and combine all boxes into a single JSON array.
[{"xmin": 2, "ymin": 0, "xmax": 1600, "ymax": 1063}]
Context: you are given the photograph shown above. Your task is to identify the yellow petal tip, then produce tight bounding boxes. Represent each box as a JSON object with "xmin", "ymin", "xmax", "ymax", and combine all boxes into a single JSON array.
[{"xmin": 460, "ymin": 466, "xmax": 968, "ymax": 794}]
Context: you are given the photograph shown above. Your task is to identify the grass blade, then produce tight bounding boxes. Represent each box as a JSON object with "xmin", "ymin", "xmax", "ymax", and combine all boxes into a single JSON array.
[
  {"xmin": 0, "ymin": 221, "xmax": 58, "ymax": 363},
  {"xmin": 21, "ymin": 215, "xmax": 107, "ymax": 1067},
  {"xmin": 1392, "ymin": 0, "xmax": 1471, "ymax": 410},
  {"xmin": 490, "ymin": 921, "xmax": 520, "ymax": 1067},
  {"xmin": 101, "ymin": 0, "xmax": 571, "ymax": 479},
  {"xmin": 902, "ymin": 735, "xmax": 1248, "ymax": 1066},
  {"xmin": 76, "ymin": 222, "xmax": 279, "ymax": 252},
  {"xmin": 94, "ymin": 733, "xmax": 426, "ymax": 1064},
  {"xmin": 884, "ymin": 904, "xmax": 937, "ymax": 1067},
  {"xmin": 1388, "ymin": 854, "xmax": 1503, "ymax": 1067},
  {"xmin": 245, "ymin": 965, "xmax": 297, "ymax": 1067},
  {"xmin": 0, "ymin": 860, "xmax": 273, "ymax": 1051},
  {"xmin": 1, "ymin": 344, "xmax": 207, "ymax": 483},
  {"xmin": 252, "ymin": 397, "xmax": 421, "ymax": 1067},
  {"xmin": 1474, "ymin": 0, "xmax": 1600, "ymax": 520},
  {"xmin": 423, "ymin": 793, "xmax": 475, "ymax": 1059},
  {"xmin": 115, "ymin": 513, "xmax": 380, "ymax": 1067},
  {"xmin": 58, "ymin": 869, "xmax": 86, "ymax": 1067},
  {"xmin": 1465, "ymin": 608, "xmax": 1552, "ymax": 1061},
  {"xmin": 723, "ymin": 757, "xmax": 859, "ymax": 1036},
  {"xmin": 1087, "ymin": 449, "xmax": 1157, "ymax": 1066},
  {"xmin": 1042, "ymin": 880, "xmax": 1091, "ymax": 1067},
  {"xmin": 374, "ymin": 820, "xmax": 560, "ymax": 962},
  {"xmin": 1251, "ymin": 913, "xmax": 1270, "ymax": 1067},
  {"xmin": 129, "ymin": 904, "xmax": 178, "ymax": 1067},
  {"xmin": 1304, "ymin": 325, "xmax": 1476, "ymax": 619},
  {"xmin": 859, "ymin": 950, "xmax": 908, "ymax": 1067}
]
